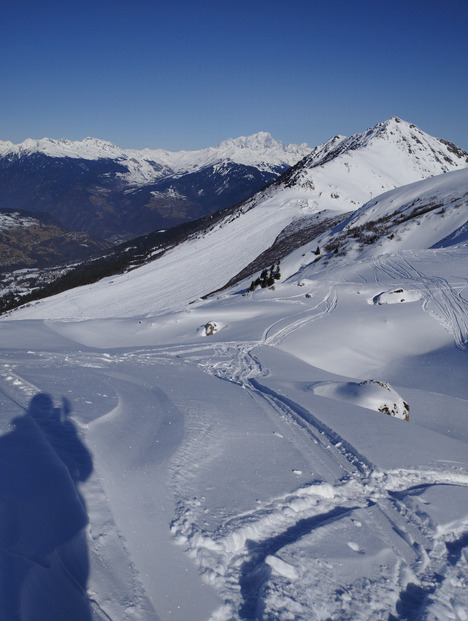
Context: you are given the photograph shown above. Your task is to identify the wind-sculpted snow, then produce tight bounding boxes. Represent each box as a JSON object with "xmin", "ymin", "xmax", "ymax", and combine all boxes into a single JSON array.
[{"xmin": 374, "ymin": 253, "xmax": 468, "ymax": 350}]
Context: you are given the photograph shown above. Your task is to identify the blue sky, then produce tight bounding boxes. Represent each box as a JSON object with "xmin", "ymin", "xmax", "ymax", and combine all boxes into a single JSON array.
[{"xmin": 2, "ymin": 0, "xmax": 468, "ymax": 151}]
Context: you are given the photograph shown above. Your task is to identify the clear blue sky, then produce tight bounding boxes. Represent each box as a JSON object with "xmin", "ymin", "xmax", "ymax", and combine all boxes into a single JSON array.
[{"xmin": 2, "ymin": 0, "xmax": 468, "ymax": 151}]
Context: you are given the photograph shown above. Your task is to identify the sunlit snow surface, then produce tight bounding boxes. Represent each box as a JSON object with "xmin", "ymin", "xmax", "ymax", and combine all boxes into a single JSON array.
[
  {"xmin": 2, "ymin": 140, "xmax": 468, "ymax": 618},
  {"xmin": 1, "ymin": 242, "xmax": 468, "ymax": 620}
]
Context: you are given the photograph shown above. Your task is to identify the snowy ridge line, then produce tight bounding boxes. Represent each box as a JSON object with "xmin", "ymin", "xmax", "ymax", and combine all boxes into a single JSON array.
[
  {"xmin": 0, "ymin": 132, "xmax": 311, "ymax": 185},
  {"xmin": 375, "ymin": 254, "xmax": 468, "ymax": 349}
]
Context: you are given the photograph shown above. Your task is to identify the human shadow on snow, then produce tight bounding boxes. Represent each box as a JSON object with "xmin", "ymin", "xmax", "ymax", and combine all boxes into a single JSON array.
[{"xmin": 0, "ymin": 393, "xmax": 93, "ymax": 620}]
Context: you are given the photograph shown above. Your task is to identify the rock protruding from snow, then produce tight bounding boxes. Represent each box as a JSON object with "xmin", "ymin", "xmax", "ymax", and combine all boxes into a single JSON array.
[
  {"xmin": 313, "ymin": 379, "xmax": 410, "ymax": 421},
  {"xmin": 372, "ymin": 289, "xmax": 423, "ymax": 305},
  {"xmin": 198, "ymin": 321, "xmax": 223, "ymax": 337}
]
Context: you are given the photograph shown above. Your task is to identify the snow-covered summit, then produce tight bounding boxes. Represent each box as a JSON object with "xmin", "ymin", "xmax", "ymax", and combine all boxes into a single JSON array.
[
  {"xmin": 299, "ymin": 117, "xmax": 468, "ymax": 173},
  {"xmin": 219, "ymin": 131, "xmax": 279, "ymax": 150},
  {"xmin": 218, "ymin": 130, "xmax": 308, "ymax": 155},
  {"xmin": 273, "ymin": 117, "xmax": 468, "ymax": 218}
]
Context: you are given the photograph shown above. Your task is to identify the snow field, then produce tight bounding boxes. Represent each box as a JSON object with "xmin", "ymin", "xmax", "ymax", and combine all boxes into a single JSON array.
[
  {"xmin": 2, "ymin": 244, "xmax": 468, "ymax": 618},
  {"xmin": 2, "ymin": 119, "xmax": 468, "ymax": 618}
]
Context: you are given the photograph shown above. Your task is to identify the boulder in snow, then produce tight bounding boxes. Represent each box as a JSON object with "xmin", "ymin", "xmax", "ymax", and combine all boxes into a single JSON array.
[
  {"xmin": 313, "ymin": 379, "xmax": 409, "ymax": 421},
  {"xmin": 371, "ymin": 288, "xmax": 422, "ymax": 305},
  {"xmin": 198, "ymin": 321, "xmax": 223, "ymax": 337}
]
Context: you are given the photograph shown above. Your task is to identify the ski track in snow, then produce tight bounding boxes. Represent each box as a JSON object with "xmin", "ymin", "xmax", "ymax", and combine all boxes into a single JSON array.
[
  {"xmin": 374, "ymin": 254, "xmax": 468, "ymax": 350},
  {"xmin": 148, "ymin": 302, "xmax": 468, "ymax": 619},
  {"xmin": 2, "ymin": 265, "xmax": 468, "ymax": 619},
  {"xmin": 263, "ymin": 287, "xmax": 337, "ymax": 347}
]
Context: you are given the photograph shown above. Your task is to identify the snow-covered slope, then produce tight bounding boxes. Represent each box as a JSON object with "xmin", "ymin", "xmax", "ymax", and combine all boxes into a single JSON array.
[
  {"xmin": 0, "ymin": 132, "xmax": 311, "ymax": 186},
  {"xmin": 2, "ymin": 221, "xmax": 468, "ymax": 617},
  {"xmin": 279, "ymin": 166, "xmax": 468, "ymax": 277},
  {"xmin": 276, "ymin": 116, "xmax": 468, "ymax": 216},
  {"xmin": 9, "ymin": 118, "xmax": 468, "ymax": 320},
  {"xmin": 2, "ymin": 119, "xmax": 468, "ymax": 620}
]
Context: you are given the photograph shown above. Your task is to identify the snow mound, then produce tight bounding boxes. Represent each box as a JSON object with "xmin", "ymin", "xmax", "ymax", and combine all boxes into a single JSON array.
[
  {"xmin": 312, "ymin": 379, "xmax": 410, "ymax": 421},
  {"xmin": 197, "ymin": 321, "xmax": 224, "ymax": 337},
  {"xmin": 371, "ymin": 288, "xmax": 423, "ymax": 305}
]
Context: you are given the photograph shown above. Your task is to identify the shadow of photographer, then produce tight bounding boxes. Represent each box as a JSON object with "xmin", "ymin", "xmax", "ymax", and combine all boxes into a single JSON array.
[{"xmin": 0, "ymin": 393, "xmax": 94, "ymax": 620}]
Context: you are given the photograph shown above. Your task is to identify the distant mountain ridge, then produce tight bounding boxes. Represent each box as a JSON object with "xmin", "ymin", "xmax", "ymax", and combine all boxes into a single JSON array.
[
  {"xmin": 0, "ymin": 132, "xmax": 311, "ymax": 185},
  {"xmin": 0, "ymin": 132, "xmax": 311, "ymax": 242},
  {"xmin": 6, "ymin": 118, "xmax": 468, "ymax": 320}
]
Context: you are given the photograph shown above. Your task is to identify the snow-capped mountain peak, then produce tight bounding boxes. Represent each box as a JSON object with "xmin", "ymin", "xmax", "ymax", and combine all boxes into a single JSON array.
[
  {"xmin": 276, "ymin": 118, "xmax": 468, "ymax": 218},
  {"xmin": 219, "ymin": 131, "xmax": 278, "ymax": 150},
  {"xmin": 0, "ymin": 135, "xmax": 124, "ymax": 161},
  {"xmin": 0, "ymin": 131, "xmax": 311, "ymax": 182},
  {"xmin": 217, "ymin": 131, "xmax": 306, "ymax": 153},
  {"xmin": 298, "ymin": 117, "xmax": 468, "ymax": 173}
]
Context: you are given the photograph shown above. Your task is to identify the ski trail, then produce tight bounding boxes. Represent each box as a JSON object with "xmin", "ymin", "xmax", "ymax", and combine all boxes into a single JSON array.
[
  {"xmin": 375, "ymin": 254, "xmax": 468, "ymax": 350},
  {"xmin": 163, "ymin": 290, "xmax": 468, "ymax": 619},
  {"xmin": 262, "ymin": 286, "xmax": 337, "ymax": 346}
]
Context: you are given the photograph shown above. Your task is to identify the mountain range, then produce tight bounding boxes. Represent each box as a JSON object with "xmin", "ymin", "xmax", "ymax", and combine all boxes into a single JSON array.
[
  {"xmin": 7, "ymin": 117, "xmax": 467, "ymax": 319},
  {"xmin": 0, "ymin": 132, "xmax": 310, "ymax": 243},
  {"xmin": 1, "ymin": 118, "xmax": 468, "ymax": 620}
]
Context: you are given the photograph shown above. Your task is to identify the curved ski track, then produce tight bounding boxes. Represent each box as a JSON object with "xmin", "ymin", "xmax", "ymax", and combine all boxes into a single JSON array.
[
  {"xmin": 2, "ymin": 269, "xmax": 468, "ymax": 619},
  {"xmin": 164, "ymin": 288, "xmax": 468, "ymax": 620},
  {"xmin": 374, "ymin": 254, "xmax": 468, "ymax": 350}
]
